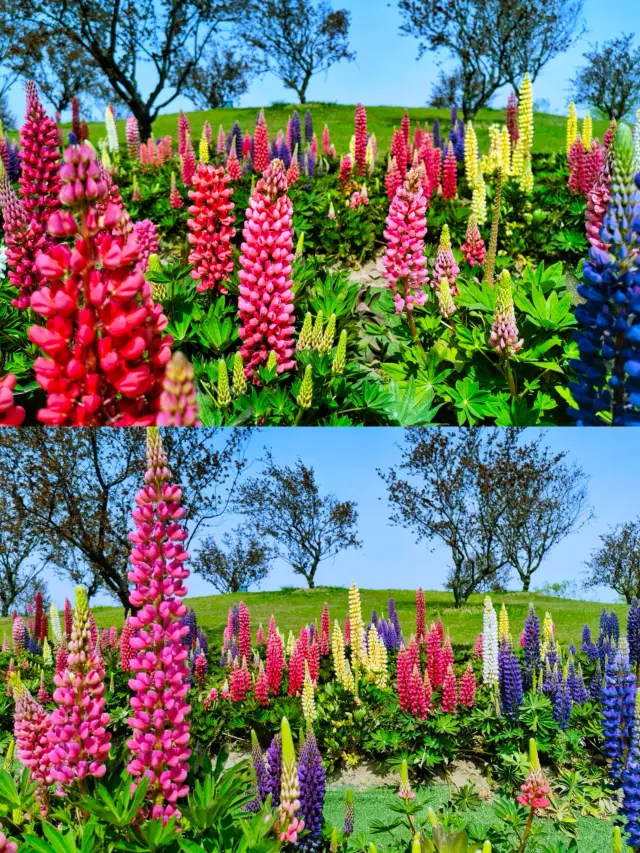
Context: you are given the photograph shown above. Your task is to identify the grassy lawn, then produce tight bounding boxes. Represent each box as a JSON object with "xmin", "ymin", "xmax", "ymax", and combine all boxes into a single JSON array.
[
  {"xmin": 72, "ymin": 103, "xmax": 609, "ymax": 157},
  {"xmin": 5, "ymin": 588, "xmax": 622, "ymax": 648},
  {"xmin": 323, "ymin": 786, "xmax": 615, "ymax": 852}
]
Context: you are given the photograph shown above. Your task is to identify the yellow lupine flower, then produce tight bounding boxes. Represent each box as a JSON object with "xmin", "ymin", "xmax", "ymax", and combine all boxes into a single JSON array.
[
  {"xmin": 498, "ymin": 604, "xmax": 511, "ymax": 644},
  {"xmin": 513, "ymin": 73, "xmax": 534, "ymax": 190},
  {"xmin": 541, "ymin": 611, "xmax": 554, "ymax": 659},
  {"xmin": 499, "ymin": 126, "xmax": 511, "ymax": 176},
  {"xmin": 302, "ymin": 661, "xmax": 316, "ymax": 727},
  {"xmin": 464, "ymin": 121, "xmax": 479, "ymax": 189},
  {"xmin": 332, "ymin": 619, "xmax": 354, "ymax": 692},
  {"xmin": 286, "ymin": 630, "xmax": 296, "ymax": 658},
  {"xmin": 199, "ymin": 134, "xmax": 209, "ymax": 163},
  {"xmin": 566, "ymin": 102, "xmax": 578, "ymax": 157},
  {"xmin": 348, "ymin": 581, "xmax": 366, "ymax": 667},
  {"xmin": 312, "ymin": 311, "xmax": 324, "ymax": 350},
  {"xmin": 472, "ymin": 163, "xmax": 487, "ymax": 225},
  {"xmin": 582, "ymin": 110, "xmax": 593, "ymax": 151}
]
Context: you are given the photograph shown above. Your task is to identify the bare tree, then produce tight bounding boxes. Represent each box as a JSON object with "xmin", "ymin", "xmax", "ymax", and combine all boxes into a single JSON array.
[
  {"xmin": 572, "ymin": 34, "xmax": 640, "ymax": 120},
  {"xmin": 236, "ymin": 452, "xmax": 361, "ymax": 588},
  {"xmin": 194, "ymin": 526, "xmax": 275, "ymax": 593},
  {"xmin": 0, "ymin": 494, "xmax": 46, "ymax": 617},
  {"xmin": 0, "ymin": 429, "xmax": 251, "ymax": 611},
  {"xmin": 1, "ymin": 0, "xmax": 243, "ymax": 139},
  {"xmin": 183, "ymin": 45, "xmax": 252, "ymax": 109},
  {"xmin": 496, "ymin": 439, "xmax": 593, "ymax": 591},
  {"xmin": 584, "ymin": 518, "xmax": 640, "ymax": 604},
  {"xmin": 241, "ymin": 0, "xmax": 354, "ymax": 104},
  {"xmin": 398, "ymin": 0, "xmax": 584, "ymax": 118}
]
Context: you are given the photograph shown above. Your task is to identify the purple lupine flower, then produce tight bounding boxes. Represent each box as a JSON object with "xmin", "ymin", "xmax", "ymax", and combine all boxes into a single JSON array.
[
  {"xmin": 251, "ymin": 731, "xmax": 271, "ymax": 802},
  {"xmin": 590, "ymin": 659, "xmax": 603, "ymax": 700},
  {"xmin": 523, "ymin": 605, "xmax": 541, "ymax": 690},
  {"xmin": 629, "ymin": 598, "xmax": 640, "ymax": 669},
  {"xmin": 545, "ymin": 640, "xmax": 558, "ymax": 669},
  {"xmin": 432, "ymin": 119, "xmax": 442, "ymax": 151},
  {"xmin": 304, "ymin": 109, "xmax": 313, "ymax": 145},
  {"xmin": 542, "ymin": 661, "xmax": 558, "ymax": 696},
  {"xmin": 306, "ymin": 151, "xmax": 315, "ymax": 178},
  {"xmin": 582, "ymin": 624, "xmax": 598, "ymax": 662},
  {"xmin": 602, "ymin": 639, "xmax": 637, "ymax": 784},
  {"xmin": 278, "ymin": 140, "xmax": 291, "ymax": 169},
  {"xmin": 265, "ymin": 734, "xmax": 282, "ymax": 806},
  {"xmin": 609, "ymin": 611, "xmax": 620, "ymax": 644},
  {"xmin": 450, "ymin": 106, "xmax": 458, "ymax": 129},
  {"xmin": 290, "ymin": 111, "xmax": 302, "ymax": 161},
  {"xmin": 309, "ymin": 623, "xmax": 316, "ymax": 642},
  {"xmin": 568, "ymin": 642, "xmax": 577, "ymax": 656},
  {"xmin": 7, "ymin": 143, "xmax": 21, "ymax": 182},
  {"xmin": 227, "ymin": 121, "xmax": 243, "ymax": 160},
  {"xmin": 370, "ymin": 610, "xmax": 378, "ymax": 626},
  {"xmin": 197, "ymin": 627, "xmax": 208, "ymax": 655},
  {"xmin": 567, "ymin": 656, "xmax": 587, "ymax": 704},
  {"xmin": 622, "ymin": 689, "xmax": 640, "ymax": 847},
  {"xmin": 232, "ymin": 603, "xmax": 240, "ymax": 638},
  {"xmin": 553, "ymin": 674, "xmax": 572, "ymax": 729},
  {"xmin": 388, "ymin": 598, "xmax": 402, "ymax": 642},
  {"xmin": 298, "ymin": 731, "xmax": 325, "ymax": 846},
  {"xmin": 270, "ymin": 139, "xmax": 279, "ymax": 161},
  {"xmin": 343, "ymin": 789, "xmax": 354, "ymax": 837},
  {"xmin": 499, "ymin": 640, "xmax": 523, "ymax": 719}
]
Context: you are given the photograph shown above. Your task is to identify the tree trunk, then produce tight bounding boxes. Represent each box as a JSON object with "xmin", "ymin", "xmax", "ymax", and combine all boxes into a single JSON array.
[{"xmin": 521, "ymin": 575, "xmax": 531, "ymax": 592}]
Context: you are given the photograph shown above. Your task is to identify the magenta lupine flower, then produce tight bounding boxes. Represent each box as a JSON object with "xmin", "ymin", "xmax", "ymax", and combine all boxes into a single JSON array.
[
  {"xmin": 178, "ymin": 110, "xmax": 190, "ymax": 158},
  {"xmin": 133, "ymin": 219, "xmax": 159, "ymax": 273},
  {"xmin": 11, "ymin": 674, "xmax": 52, "ymax": 792},
  {"xmin": 354, "ymin": 104, "xmax": 367, "ymax": 176},
  {"xmin": 0, "ymin": 174, "xmax": 45, "ymax": 310},
  {"xmin": 126, "ymin": 428, "xmax": 191, "ymax": 822},
  {"xmin": 47, "ymin": 586, "xmax": 111, "ymax": 785},
  {"xmin": 237, "ymin": 159, "xmax": 295, "ymax": 380},
  {"xmin": 181, "ymin": 136, "xmax": 196, "ymax": 187},
  {"xmin": 382, "ymin": 169, "xmax": 428, "ymax": 315},
  {"xmin": 19, "ymin": 82, "xmax": 61, "ymax": 226},
  {"xmin": 203, "ymin": 121, "xmax": 212, "ymax": 145},
  {"xmin": 126, "ymin": 116, "xmax": 141, "ymax": 158},
  {"xmin": 322, "ymin": 124, "xmax": 331, "ymax": 155},
  {"xmin": 216, "ymin": 125, "xmax": 226, "ymax": 155},
  {"xmin": 254, "ymin": 110, "xmax": 270, "ymax": 173}
]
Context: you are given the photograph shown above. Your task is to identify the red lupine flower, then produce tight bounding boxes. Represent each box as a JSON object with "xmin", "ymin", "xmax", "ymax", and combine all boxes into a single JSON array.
[
  {"xmin": 343, "ymin": 617, "xmax": 351, "ymax": 646},
  {"xmin": 442, "ymin": 143, "xmax": 457, "ymax": 200},
  {"xmin": 517, "ymin": 769, "xmax": 551, "ymax": 810},
  {"xmin": 416, "ymin": 587, "xmax": 426, "ymax": 644},
  {"xmin": 308, "ymin": 638, "xmax": 319, "ymax": 683},
  {"xmin": 187, "ymin": 163, "xmax": 235, "ymax": 294},
  {"xmin": 194, "ymin": 653, "xmax": 207, "ymax": 685},
  {"xmin": 391, "ymin": 129, "xmax": 408, "ymax": 175},
  {"xmin": 354, "ymin": 104, "xmax": 367, "ymax": 175},
  {"xmin": 426, "ymin": 628, "xmax": 440, "ymax": 687},
  {"xmin": 288, "ymin": 648, "xmax": 304, "ymax": 696},
  {"xmin": 120, "ymin": 618, "xmax": 132, "ymax": 671},
  {"xmin": 338, "ymin": 155, "xmax": 352, "ymax": 188},
  {"xmin": 400, "ymin": 109, "xmax": 411, "ymax": 156},
  {"xmin": 237, "ymin": 159, "xmax": 295, "ymax": 380},
  {"xmin": 568, "ymin": 138, "xmax": 587, "ymax": 195},
  {"xmin": 459, "ymin": 662, "xmax": 476, "ymax": 707},
  {"xmin": 413, "ymin": 123, "xmax": 423, "ymax": 154},
  {"xmin": 461, "ymin": 214, "xmax": 486, "ymax": 267},
  {"xmin": 242, "ymin": 132, "xmax": 252, "ymax": 160},
  {"xmin": 584, "ymin": 139, "xmax": 605, "ymax": 197},
  {"xmin": 71, "ymin": 97, "xmax": 81, "ymax": 140},
  {"xmin": 604, "ymin": 119, "xmax": 616, "ymax": 151},
  {"xmin": 55, "ymin": 646, "xmax": 68, "ymax": 676},
  {"xmin": 19, "ymin": 80, "xmax": 61, "ymax": 237},
  {"xmin": 254, "ymin": 110, "xmax": 270, "ymax": 173},
  {"xmin": 396, "ymin": 645, "xmax": 410, "ymax": 711},
  {"xmin": 441, "ymin": 634, "xmax": 454, "ymax": 673},
  {"xmin": 441, "ymin": 664, "xmax": 457, "ymax": 713},
  {"xmin": 406, "ymin": 638, "xmax": 419, "ymax": 672},
  {"xmin": 408, "ymin": 664, "xmax": 427, "ymax": 719},
  {"xmin": 0, "ymin": 173, "xmax": 47, "ymax": 311},
  {"xmin": 28, "ymin": 144, "xmax": 172, "ymax": 426},
  {"xmin": 230, "ymin": 659, "xmax": 248, "ymax": 701},
  {"xmin": 423, "ymin": 668, "xmax": 433, "ymax": 712},
  {"xmin": 385, "ymin": 156, "xmax": 402, "ymax": 201},
  {"xmin": 266, "ymin": 625, "xmax": 285, "ymax": 694},
  {"xmin": 0, "ymin": 375, "xmax": 25, "ymax": 426},
  {"xmin": 320, "ymin": 603, "xmax": 330, "ymax": 655},
  {"xmin": 181, "ymin": 136, "xmax": 196, "ymax": 187},
  {"xmin": 216, "ymin": 125, "xmax": 226, "ymax": 155},
  {"xmin": 254, "ymin": 661, "xmax": 269, "ymax": 705},
  {"xmin": 226, "ymin": 152, "xmax": 242, "ymax": 180},
  {"xmin": 178, "ymin": 110, "xmax": 190, "ymax": 157},
  {"xmin": 238, "ymin": 602, "xmax": 251, "ymax": 661}
]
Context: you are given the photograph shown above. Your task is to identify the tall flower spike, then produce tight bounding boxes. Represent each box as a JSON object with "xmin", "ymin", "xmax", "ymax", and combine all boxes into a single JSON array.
[
  {"xmin": 10, "ymin": 673, "xmax": 52, "ymax": 801},
  {"xmin": 187, "ymin": 164, "xmax": 235, "ymax": 294},
  {"xmin": 383, "ymin": 169, "xmax": 428, "ymax": 322},
  {"xmin": 47, "ymin": 586, "xmax": 111, "ymax": 785},
  {"xmin": 237, "ymin": 159, "xmax": 295, "ymax": 380},
  {"xmin": 28, "ymin": 143, "xmax": 172, "ymax": 425},
  {"xmin": 490, "ymin": 270, "xmax": 523, "ymax": 356},
  {"xmin": 507, "ymin": 92, "xmax": 519, "ymax": 146},
  {"xmin": 464, "ymin": 122, "xmax": 478, "ymax": 190},
  {"xmin": 483, "ymin": 169, "xmax": 503, "ymax": 286},
  {"xmin": 354, "ymin": 104, "xmax": 367, "ymax": 176},
  {"xmin": 298, "ymin": 730, "xmax": 325, "ymax": 845},
  {"xmin": 566, "ymin": 102, "xmax": 578, "ymax": 157},
  {"xmin": 433, "ymin": 224, "xmax": 460, "ymax": 292},
  {"xmin": 276, "ymin": 717, "xmax": 304, "ymax": 843},
  {"xmin": 442, "ymin": 143, "xmax": 457, "ymax": 199},
  {"xmin": 254, "ymin": 110, "xmax": 270, "ymax": 173},
  {"xmin": 126, "ymin": 429, "xmax": 192, "ymax": 821},
  {"xmin": 482, "ymin": 597, "xmax": 499, "ymax": 688},
  {"xmin": 461, "ymin": 213, "xmax": 486, "ymax": 267},
  {"xmin": 157, "ymin": 351, "xmax": 201, "ymax": 426},
  {"xmin": 19, "ymin": 81, "xmax": 61, "ymax": 234}
]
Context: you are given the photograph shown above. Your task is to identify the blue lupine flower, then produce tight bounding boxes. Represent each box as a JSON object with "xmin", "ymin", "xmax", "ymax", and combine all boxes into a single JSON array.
[
  {"xmin": 622, "ymin": 689, "xmax": 640, "ymax": 846},
  {"xmin": 251, "ymin": 731, "xmax": 271, "ymax": 802},
  {"xmin": 553, "ymin": 674, "xmax": 573, "ymax": 729},
  {"xmin": 629, "ymin": 599, "xmax": 640, "ymax": 668},
  {"xmin": 523, "ymin": 604, "xmax": 541, "ymax": 690},
  {"xmin": 499, "ymin": 640, "xmax": 523, "ymax": 718},
  {"xmin": 265, "ymin": 733, "xmax": 282, "ymax": 807},
  {"xmin": 582, "ymin": 624, "xmax": 599, "ymax": 662},
  {"xmin": 590, "ymin": 659, "xmax": 603, "ymax": 700},
  {"xmin": 568, "ymin": 656, "xmax": 588, "ymax": 704},
  {"xmin": 278, "ymin": 140, "xmax": 291, "ymax": 169},
  {"xmin": 290, "ymin": 111, "xmax": 302, "ymax": 162},
  {"xmin": 432, "ymin": 119, "xmax": 442, "ymax": 151},
  {"xmin": 570, "ymin": 124, "xmax": 640, "ymax": 425},
  {"xmin": 602, "ymin": 639, "xmax": 636, "ymax": 784}
]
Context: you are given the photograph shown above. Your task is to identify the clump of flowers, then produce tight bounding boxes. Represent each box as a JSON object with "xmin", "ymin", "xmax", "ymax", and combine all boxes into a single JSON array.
[
  {"xmin": 126, "ymin": 428, "xmax": 191, "ymax": 821},
  {"xmin": 237, "ymin": 159, "xmax": 295, "ymax": 380}
]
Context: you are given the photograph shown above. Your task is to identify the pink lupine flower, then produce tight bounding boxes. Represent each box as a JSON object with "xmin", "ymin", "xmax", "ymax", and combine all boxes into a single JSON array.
[
  {"xmin": 157, "ymin": 351, "xmax": 201, "ymax": 426},
  {"xmin": 28, "ymin": 144, "xmax": 172, "ymax": 426},
  {"xmin": 489, "ymin": 271, "xmax": 523, "ymax": 356},
  {"xmin": 413, "ymin": 123, "xmax": 423, "ymax": 154},
  {"xmin": 400, "ymin": 109, "xmax": 411, "ymax": 155},
  {"xmin": 126, "ymin": 429, "xmax": 192, "ymax": 822},
  {"xmin": 0, "ymin": 172, "xmax": 47, "ymax": 311},
  {"xmin": 338, "ymin": 155, "xmax": 352, "ymax": 188},
  {"xmin": 391, "ymin": 128, "xmax": 408, "ymax": 175},
  {"xmin": 181, "ymin": 136, "xmax": 196, "ymax": 187},
  {"xmin": 169, "ymin": 173, "xmax": 184, "ymax": 208},
  {"xmin": 517, "ymin": 769, "xmax": 551, "ymax": 810},
  {"xmin": 203, "ymin": 121, "xmax": 213, "ymax": 146},
  {"xmin": 216, "ymin": 125, "xmax": 226, "ymax": 155},
  {"xmin": 187, "ymin": 163, "xmax": 235, "ymax": 294},
  {"xmin": 47, "ymin": 586, "xmax": 111, "ymax": 785},
  {"xmin": 383, "ymin": 169, "xmax": 428, "ymax": 316},
  {"xmin": 178, "ymin": 110, "xmax": 190, "ymax": 157},
  {"xmin": 11, "ymin": 674, "xmax": 53, "ymax": 797},
  {"xmin": 133, "ymin": 219, "xmax": 159, "ymax": 273},
  {"xmin": 1, "ymin": 635, "xmax": 8, "ymax": 653},
  {"xmin": 0, "ymin": 823, "xmax": 17, "ymax": 853},
  {"xmin": 423, "ymin": 668, "xmax": 433, "ymax": 712},
  {"xmin": 238, "ymin": 602, "xmax": 251, "ymax": 661},
  {"xmin": 126, "ymin": 116, "xmax": 140, "ymax": 158},
  {"xmin": 254, "ymin": 110, "xmax": 270, "ymax": 173},
  {"xmin": 254, "ymin": 661, "xmax": 269, "ymax": 706},
  {"xmin": 441, "ymin": 664, "xmax": 457, "ymax": 713},
  {"xmin": 277, "ymin": 718, "xmax": 305, "ymax": 842},
  {"xmin": 308, "ymin": 638, "xmax": 319, "ymax": 683},
  {"xmin": 433, "ymin": 225, "xmax": 460, "ymax": 293},
  {"xmin": 396, "ymin": 644, "xmax": 409, "ymax": 711},
  {"xmin": 120, "ymin": 619, "xmax": 132, "ymax": 671},
  {"xmin": 586, "ymin": 157, "xmax": 612, "ymax": 252},
  {"xmin": 226, "ymin": 152, "xmax": 242, "ymax": 180},
  {"xmin": 568, "ymin": 138, "xmax": 587, "ymax": 195},
  {"xmin": 230, "ymin": 659, "xmax": 249, "ymax": 701},
  {"xmin": 461, "ymin": 214, "xmax": 486, "ymax": 267},
  {"xmin": 194, "ymin": 652, "xmax": 207, "ymax": 685},
  {"xmin": 506, "ymin": 92, "xmax": 519, "ymax": 144},
  {"xmin": 286, "ymin": 153, "xmax": 300, "ymax": 185},
  {"xmin": 19, "ymin": 80, "xmax": 60, "ymax": 236},
  {"xmin": 0, "ymin": 375, "xmax": 25, "ymax": 426},
  {"xmin": 11, "ymin": 616, "xmax": 25, "ymax": 653},
  {"xmin": 63, "ymin": 599, "xmax": 72, "ymax": 640},
  {"xmin": 287, "ymin": 648, "xmax": 304, "ymax": 696},
  {"xmin": 426, "ymin": 628, "xmax": 439, "ymax": 686},
  {"xmin": 322, "ymin": 124, "xmax": 331, "ymax": 155},
  {"xmin": 604, "ymin": 119, "xmax": 616, "ymax": 151},
  {"xmin": 320, "ymin": 603, "xmax": 330, "ymax": 655},
  {"xmin": 474, "ymin": 632, "xmax": 483, "ymax": 659},
  {"xmin": 256, "ymin": 624, "xmax": 265, "ymax": 645},
  {"xmin": 311, "ymin": 133, "xmax": 319, "ymax": 159},
  {"xmin": 266, "ymin": 626, "xmax": 285, "ymax": 694},
  {"xmin": 237, "ymin": 159, "xmax": 295, "ymax": 380},
  {"xmin": 442, "ymin": 143, "xmax": 457, "ymax": 199},
  {"xmin": 416, "ymin": 588, "xmax": 426, "ymax": 644},
  {"xmin": 584, "ymin": 139, "xmax": 605, "ymax": 196},
  {"xmin": 459, "ymin": 662, "xmax": 476, "ymax": 707},
  {"xmin": 354, "ymin": 103, "xmax": 367, "ymax": 175},
  {"xmin": 242, "ymin": 132, "xmax": 252, "ymax": 160},
  {"xmin": 385, "ymin": 156, "xmax": 402, "ymax": 201}
]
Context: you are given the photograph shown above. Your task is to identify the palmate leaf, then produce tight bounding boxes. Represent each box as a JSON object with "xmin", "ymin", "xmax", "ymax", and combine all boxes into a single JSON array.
[
  {"xmin": 514, "ymin": 279, "xmax": 576, "ymax": 330},
  {"xmin": 447, "ymin": 378, "xmax": 492, "ymax": 425},
  {"xmin": 385, "ymin": 378, "xmax": 443, "ymax": 426}
]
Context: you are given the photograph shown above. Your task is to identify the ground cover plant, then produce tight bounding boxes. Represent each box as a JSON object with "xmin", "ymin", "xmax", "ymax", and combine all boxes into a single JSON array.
[
  {"xmin": 1, "ymin": 80, "xmax": 639, "ymax": 426},
  {"xmin": 0, "ymin": 429, "xmax": 633, "ymax": 852}
]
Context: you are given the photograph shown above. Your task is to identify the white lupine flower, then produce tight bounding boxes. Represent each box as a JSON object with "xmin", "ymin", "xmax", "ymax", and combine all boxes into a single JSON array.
[
  {"xmin": 49, "ymin": 603, "xmax": 62, "ymax": 646},
  {"xmin": 0, "ymin": 244, "xmax": 7, "ymax": 279},
  {"xmin": 105, "ymin": 106, "xmax": 119, "ymax": 153},
  {"xmin": 482, "ymin": 596, "xmax": 499, "ymax": 687}
]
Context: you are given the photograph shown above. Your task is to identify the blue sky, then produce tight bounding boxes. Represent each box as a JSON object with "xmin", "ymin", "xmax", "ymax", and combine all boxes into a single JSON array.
[
  {"xmin": 46, "ymin": 428, "xmax": 638, "ymax": 609},
  {"xmin": 5, "ymin": 0, "xmax": 637, "ymax": 122}
]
